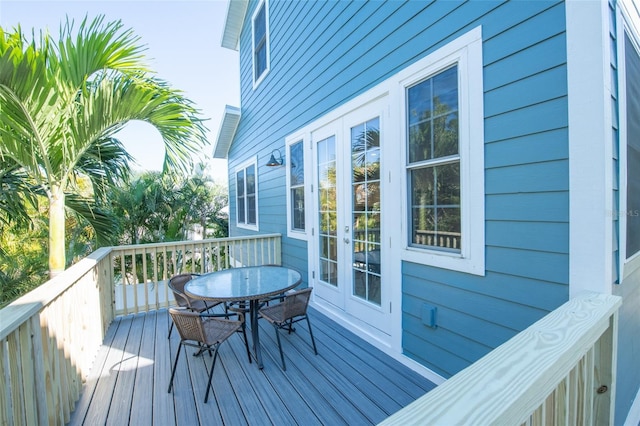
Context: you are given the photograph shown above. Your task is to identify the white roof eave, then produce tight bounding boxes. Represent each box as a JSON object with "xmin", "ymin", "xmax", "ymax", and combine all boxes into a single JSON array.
[
  {"xmin": 213, "ymin": 105, "xmax": 241, "ymax": 159},
  {"xmin": 221, "ymin": 0, "xmax": 248, "ymax": 51}
]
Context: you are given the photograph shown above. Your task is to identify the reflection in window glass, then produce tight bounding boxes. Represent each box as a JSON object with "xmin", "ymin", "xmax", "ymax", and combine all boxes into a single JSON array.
[
  {"xmin": 253, "ymin": 2, "xmax": 268, "ymax": 82},
  {"xmin": 625, "ymin": 33, "xmax": 640, "ymax": 257},
  {"xmin": 289, "ymin": 141, "xmax": 305, "ymax": 231},
  {"xmin": 236, "ymin": 163, "xmax": 257, "ymax": 226},
  {"xmin": 317, "ymin": 136, "xmax": 338, "ymax": 287},
  {"xmin": 407, "ymin": 65, "xmax": 461, "ymax": 252},
  {"xmin": 351, "ymin": 118, "xmax": 382, "ymax": 305}
]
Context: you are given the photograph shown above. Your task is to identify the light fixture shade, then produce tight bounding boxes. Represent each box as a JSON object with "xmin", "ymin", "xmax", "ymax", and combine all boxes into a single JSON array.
[{"xmin": 266, "ymin": 149, "xmax": 284, "ymax": 166}]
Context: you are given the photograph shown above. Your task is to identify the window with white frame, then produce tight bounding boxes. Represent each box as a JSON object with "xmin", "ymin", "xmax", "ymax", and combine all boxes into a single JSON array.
[
  {"xmin": 252, "ymin": 0, "xmax": 270, "ymax": 87},
  {"xmin": 288, "ymin": 140, "xmax": 306, "ymax": 233},
  {"xmin": 236, "ymin": 159, "xmax": 258, "ymax": 229},
  {"xmin": 407, "ymin": 65, "xmax": 461, "ymax": 252},
  {"xmin": 400, "ymin": 27, "xmax": 485, "ymax": 275}
]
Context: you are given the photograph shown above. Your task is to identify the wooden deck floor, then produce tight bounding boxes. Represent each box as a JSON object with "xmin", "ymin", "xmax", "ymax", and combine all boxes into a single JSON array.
[{"xmin": 68, "ymin": 307, "xmax": 436, "ymax": 425}]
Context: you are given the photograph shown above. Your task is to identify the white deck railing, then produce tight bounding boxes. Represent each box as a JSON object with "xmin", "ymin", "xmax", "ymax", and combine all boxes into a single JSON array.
[
  {"xmin": 380, "ymin": 292, "xmax": 622, "ymax": 426},
  {"xmin": 0, "ymin": 234, "xmax": 281, "ymax": 425},
  {"xmin": 0, "ymin": 248, "xmax": 114, "ymax": 425},
  {"xmin": 109, "ymin": 234, "xmax": 281, "ymax": 315}
]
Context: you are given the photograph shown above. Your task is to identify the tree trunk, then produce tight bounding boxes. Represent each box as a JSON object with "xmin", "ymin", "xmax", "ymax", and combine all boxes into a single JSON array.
[
  {"xmin": 49, "ymin": 189, "xmax": 66, "ymax": 277},
  {"xmin": 200, "ymin": 217, "xmax": 207, "ymax": 239}
]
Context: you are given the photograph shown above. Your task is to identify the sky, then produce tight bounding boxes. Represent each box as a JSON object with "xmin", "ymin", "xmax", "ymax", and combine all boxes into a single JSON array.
[{"xmin": 0, "ymin": 0, "xmax": 239, "ymax": 185}]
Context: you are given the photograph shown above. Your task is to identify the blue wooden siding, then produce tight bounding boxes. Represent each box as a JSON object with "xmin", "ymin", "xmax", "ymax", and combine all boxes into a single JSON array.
[
  {"xmin": 228, "ymin": 0, "xmax": 569, "ymax": 379},
  {"xmin": 403, "ymin": 1, "xmax": 570, "ymax": 377}
]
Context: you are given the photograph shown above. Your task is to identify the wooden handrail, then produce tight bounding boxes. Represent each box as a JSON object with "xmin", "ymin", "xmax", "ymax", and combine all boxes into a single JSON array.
[{"xmin": 379, "ymin": 292, "xmax": 622, "ymax": 425}]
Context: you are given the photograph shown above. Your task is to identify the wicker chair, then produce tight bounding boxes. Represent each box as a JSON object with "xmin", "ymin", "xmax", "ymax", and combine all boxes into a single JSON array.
[
  {"xmin": 167, "ymin": 307, "xmax": 249, "ymax": 403},
  {"xmin": 168, "ymin": 273, "xmax": 221, "ymax": 338},
  {"xmin": 258, "ymin": 287, "xmax": 318, "ymax": 371}
]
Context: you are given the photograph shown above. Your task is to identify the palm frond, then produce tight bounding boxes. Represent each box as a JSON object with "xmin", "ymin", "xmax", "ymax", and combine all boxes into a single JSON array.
[
  {"xmin": 54, "ymin": 15, "xmax": 149, "ymax": 86},
  {"xmin": 68, "ymin": 73, "xmax": 208, "ymax": 176},
  {"xmin": 0, "ymin": 157, "xmax": 40, "ymax": 227},
  {"xmin": 65, "ymin": 193, "xmax": 118, "ymax": 246},
  {"xmin": 72, "ymin": 135, "xmax": 132, "ymax": 200}
]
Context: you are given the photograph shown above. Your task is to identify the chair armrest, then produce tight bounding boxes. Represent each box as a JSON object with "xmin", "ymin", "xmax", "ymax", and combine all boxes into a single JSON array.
[{"xmin": 200, "ymin": 312, "xmax": 245, "ymax": 322}]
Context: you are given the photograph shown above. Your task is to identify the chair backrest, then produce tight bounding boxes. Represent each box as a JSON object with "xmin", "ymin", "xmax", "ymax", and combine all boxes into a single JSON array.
[
  {"xmin": 168, "ymin": 308, "xmax": 207, "ymax": 343},
  {"xmin": 168, "ymin": 273, "xmax": 200, "ymax": 308},
  {"xmin": 282, "ymin": 287, "xmax": 312, "ymax": 320}
]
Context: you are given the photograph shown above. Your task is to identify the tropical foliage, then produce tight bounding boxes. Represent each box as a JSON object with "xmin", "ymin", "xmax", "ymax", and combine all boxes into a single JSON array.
[
  {"xmin": 109, "ymin": 167, "xmax": 228, "ymax": 246},
  {"xmin": 0, "ymin": 168, "xmax": 228, "ymax": 308},
  {"xmin": 0, "ymin": 15, "xmax": 208, "ymax": 278}
]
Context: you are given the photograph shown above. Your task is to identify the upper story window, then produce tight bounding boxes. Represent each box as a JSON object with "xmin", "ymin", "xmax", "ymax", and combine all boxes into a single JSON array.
[
  {"xmin": 288, "ymin": 140, "xmax": 306, "ymax": 234},
  {"xmin": 252, "ymin": 0, "xmax": 270, "ymax": 88},
  {"xmin": 400, "ymin": 27, "xmax": 485, "ymax": 276},
  {"xmin": 236, "ymin": 158, "xmax": 258, "ymax": 230}
]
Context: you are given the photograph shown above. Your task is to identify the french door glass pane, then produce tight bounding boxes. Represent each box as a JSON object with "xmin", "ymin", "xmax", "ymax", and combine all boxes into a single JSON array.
[
  {"xmin": 351, "ymin": 118, "xmax": 381, "ymax": 306},
  {"xmin": 318, "ymin": 136, "xmax": 338, "ymax": 287}
]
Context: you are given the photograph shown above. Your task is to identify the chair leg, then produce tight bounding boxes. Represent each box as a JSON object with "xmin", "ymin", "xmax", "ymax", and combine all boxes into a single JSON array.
[
  {"xmin": 204, "ymin": 346, "xmax": 220, "ymax": 403},
  {"xmin": 273, "ymin": 323, "xmax": 286, "ymax": 371},
  {"xmin": 306, "ymin": 316, "xmax": 318, "ymax": 355},
  {"xmin": 168, "ymin": 322, "xmax": 174, "ymax": 339},
  {"xmin": 168, "ymin": 342, "xmax": 184, "ymax": 393}
]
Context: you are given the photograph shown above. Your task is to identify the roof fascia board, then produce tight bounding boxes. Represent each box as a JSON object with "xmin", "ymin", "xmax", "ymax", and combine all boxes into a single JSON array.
[
  {"xmin": 213, "ymin": 105, "xmax": 241, "ymax": 159},
  {"xmin": 221, "ymin": 0, "xmax": 248, "ymax": 51}
]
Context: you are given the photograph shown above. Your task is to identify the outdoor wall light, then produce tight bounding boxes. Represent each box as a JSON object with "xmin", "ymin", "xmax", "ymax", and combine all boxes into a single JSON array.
[{"xmin": 266, "ymin": 149, "xmax": 284, "ymax": 167}]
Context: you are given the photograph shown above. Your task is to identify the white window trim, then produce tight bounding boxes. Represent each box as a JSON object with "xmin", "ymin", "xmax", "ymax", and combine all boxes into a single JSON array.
[
  {"xmin": 286, "ymin": 134, "xmax": 309, "ymax": 240},
  {"xmin": 617, "ymin": 1, "xmax": 640, "ymax": 280},
  {"xmin": 398, "ymin": 26, "xmax": 485, "ymax": 276},
  {"xmin": 566, "ymin": 0, "xmax": 613, "ymax": 296},
  {"xmin": 252, "ymin": 0, "xmax": 270, "ymax": 89},
  {"xmin": 235, "ymin": 156, "xmax": 259, "ymax": 231}
]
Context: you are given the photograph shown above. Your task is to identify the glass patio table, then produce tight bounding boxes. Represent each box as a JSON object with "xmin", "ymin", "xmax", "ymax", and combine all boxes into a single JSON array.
[{"xmin": 184, "ymin": 265, "xmax": 302, "ymax": 369}]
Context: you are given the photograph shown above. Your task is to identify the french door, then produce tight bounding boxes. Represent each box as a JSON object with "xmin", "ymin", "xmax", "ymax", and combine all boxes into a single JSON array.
[{"xmin": 311, "ymin": 99, "xmax": 390, "ymax": 335}]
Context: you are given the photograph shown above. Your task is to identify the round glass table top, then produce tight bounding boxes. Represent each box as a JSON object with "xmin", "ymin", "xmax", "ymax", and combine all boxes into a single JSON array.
[{"xmin": 185, "ymin": 266, "xmax": 302, "ymax": 301}]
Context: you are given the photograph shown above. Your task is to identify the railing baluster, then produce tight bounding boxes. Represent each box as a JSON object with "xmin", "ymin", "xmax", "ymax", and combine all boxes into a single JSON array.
[
  {"xmin": 132, "ymin": 250, "xmax": 139, "ymax": 314},
  {"xmin": 584, "ymin": 347, "xmax": 595, "ymax": 425},
  {"xmin": 142, "ymin": 247, "xmax": 149, "ymax": 312},
  {"xmin": 7, "ymin": 330, "xmax": 24, "ymax": 424},
  {"xmin": 119, "ymin": 252, "xmax": 127, "ymax": 315},
  {"xmin": 151, "ymin": 246, "xmax": 159, "ymax": 311}
]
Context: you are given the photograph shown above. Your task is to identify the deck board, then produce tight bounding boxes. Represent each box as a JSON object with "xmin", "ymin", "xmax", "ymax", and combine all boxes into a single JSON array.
[
  {"xmin": 129, "ymin": 311, "xmax": 157, "ymax": 425},
  {"xmin": 68, "ymin": 307, "xmax": 436, "ymax": 425}
]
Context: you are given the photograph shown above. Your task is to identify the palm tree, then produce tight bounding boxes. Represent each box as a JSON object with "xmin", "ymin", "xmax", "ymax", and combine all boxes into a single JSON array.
[{"xmin": 0, "ymin": 16, "xmax": 208, "ymax": 277}]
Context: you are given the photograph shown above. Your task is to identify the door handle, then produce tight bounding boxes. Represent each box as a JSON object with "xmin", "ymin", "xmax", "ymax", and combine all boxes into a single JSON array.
[{"xmin": 343, "ymin": 237, "xmax": 350, "ymax": 244}]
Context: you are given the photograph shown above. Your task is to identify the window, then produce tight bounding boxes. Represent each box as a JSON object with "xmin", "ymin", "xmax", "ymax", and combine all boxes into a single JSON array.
[
  {"xmin": 400, "ymin": 26, "xmax": 485, "ymax": 275},
  {"xmin": 252, "ymin": 0, "xmax": 270, "ymax": 87},
  {"xmin": 621, "ymin": 26, "xmax": 640, "ymax": 269},
  {"xmin": 288, "ymin": 140, "xmax": 305, "ymax": 233},
  {"xmin": 236, "ymin": 159, "xmax": 258, "ymax": 229},
  {"xmin": 407, "ymin": 66, "xmax": 461, "ymax": 252}
]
